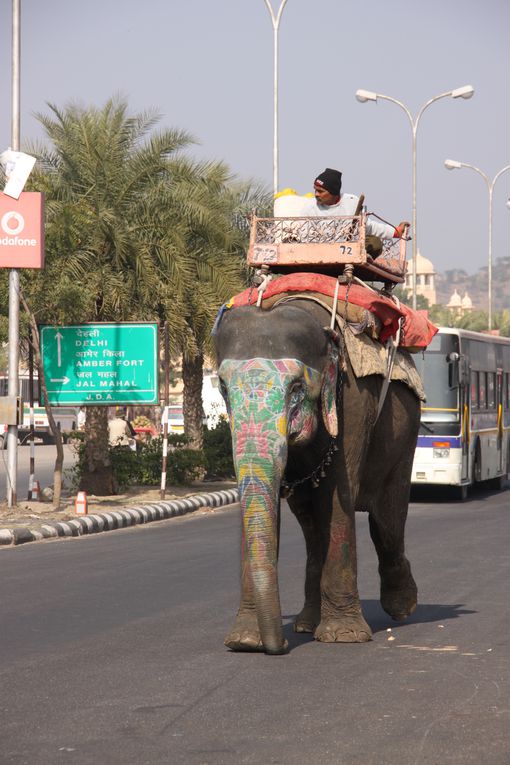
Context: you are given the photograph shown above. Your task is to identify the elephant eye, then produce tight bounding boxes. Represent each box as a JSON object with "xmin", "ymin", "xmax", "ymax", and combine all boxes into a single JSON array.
[{"xmin": 288, "ymin": 380, "xmax": 305, "ymax": 407}]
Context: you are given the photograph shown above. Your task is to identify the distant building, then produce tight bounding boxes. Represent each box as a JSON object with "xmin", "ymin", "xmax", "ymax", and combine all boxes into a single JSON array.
[
  {"xmin": 446, "ymin": 289, "xmax": 473, "ymax": 316},
  {"xmin": 404, "ymin": 251, "xmax": 436, "ymax": 305},
  {"xmin": 446, "ymin": 288, "xmax": 462, "ymax": 312},
  {"xmin": 461, "ymin": 292, "xmax": 473, "ymax": 312},
  {"xmin": 404, "ymin": 253, "xmax": 476, "ymax": 313}
]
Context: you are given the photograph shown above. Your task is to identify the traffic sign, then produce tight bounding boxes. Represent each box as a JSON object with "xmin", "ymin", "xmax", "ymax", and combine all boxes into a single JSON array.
[{"xmin": 39, "ymin": 323, "xmax": 159, "ymax": 405}]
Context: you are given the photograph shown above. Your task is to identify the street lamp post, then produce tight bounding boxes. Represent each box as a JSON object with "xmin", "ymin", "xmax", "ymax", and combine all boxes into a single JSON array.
[
  {"xmin": 445, "ymin": 159, "xmax": 510, "ymax": 331},
  {"xmin": 262, "ymin": 0, "xmax": 289, "ymax": 198},
  {"xmin": 7, "ymin": 0, "xmax": 21, "ymax": 507},
  {"xmin": 356, "ymin": 86, "xmax": 474, "ymax": 310}
]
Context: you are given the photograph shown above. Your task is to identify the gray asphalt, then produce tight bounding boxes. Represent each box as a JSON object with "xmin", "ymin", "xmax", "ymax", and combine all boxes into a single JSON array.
[{"xmin": 1, "ymin": 485, "xmax": 510, "ymax": 765}]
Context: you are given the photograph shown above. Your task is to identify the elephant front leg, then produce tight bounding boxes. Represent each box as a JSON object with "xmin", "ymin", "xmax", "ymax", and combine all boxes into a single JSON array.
[
  {"xmin": 224, "ymin": 535, "xmax": 264, "ymax": 652},
  {"xmin": 314, "ymin": 491, "xmax": 372, "ymax": 644},
  {"xmin": 225, "ymin": 503, "xmax": 285, "ymax": 652}
]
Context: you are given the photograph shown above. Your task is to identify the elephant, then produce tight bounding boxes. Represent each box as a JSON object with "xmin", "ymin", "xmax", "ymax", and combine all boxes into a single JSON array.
[{"xmin": 214, "ymin": 298, "xmax": 421, "ymax": 655}]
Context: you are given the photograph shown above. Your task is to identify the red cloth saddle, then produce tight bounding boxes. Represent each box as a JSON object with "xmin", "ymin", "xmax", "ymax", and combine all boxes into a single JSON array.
[{"xmin": 232, "ymin": 273, "xmax": 437, "ymax": 350}]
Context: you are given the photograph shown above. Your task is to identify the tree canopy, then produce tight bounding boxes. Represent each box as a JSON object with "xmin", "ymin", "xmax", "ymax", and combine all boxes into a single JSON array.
[{"xmin": 8, "ymin": 97, "xmax": 271, "ymax": 489}]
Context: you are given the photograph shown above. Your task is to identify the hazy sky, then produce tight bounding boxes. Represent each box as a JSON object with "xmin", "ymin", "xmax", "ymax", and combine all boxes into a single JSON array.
[{"xmin": 0, "ymin": 0, "xmax": 509, "ymax": 276}]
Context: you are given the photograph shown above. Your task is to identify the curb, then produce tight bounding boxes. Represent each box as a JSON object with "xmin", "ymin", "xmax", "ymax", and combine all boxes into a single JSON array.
[{"xmin": 0, "ymin": 488, "xmax": 240, "ymax": 547}]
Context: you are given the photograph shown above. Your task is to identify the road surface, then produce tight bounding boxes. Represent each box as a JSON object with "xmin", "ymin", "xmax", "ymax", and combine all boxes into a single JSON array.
[{"xmin": 1, "ymin": 484, "xmax": 509, "ymax": 764}]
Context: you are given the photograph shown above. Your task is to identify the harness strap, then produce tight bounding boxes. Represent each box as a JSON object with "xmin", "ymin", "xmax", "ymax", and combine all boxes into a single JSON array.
[
  {"xmin": 375, "ymin": 317, "xmax": 402, "ymax": 422},
  {"xmin": 330, "ymin": 277, "xmax": 341, "ymax": 330},
  {"xmin": 256, "ymin": 272, "xmax": 274, "ymax": 307}
]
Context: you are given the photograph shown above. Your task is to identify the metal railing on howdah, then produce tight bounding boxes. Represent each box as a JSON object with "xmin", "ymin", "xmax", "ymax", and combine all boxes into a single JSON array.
[
  {"xmin": 250, "ymin": 215, "xmax": 406, "ymax": 277},
  {"xmin": 254, "ymin": 215, "xmax": 361, "ymax": 244}
]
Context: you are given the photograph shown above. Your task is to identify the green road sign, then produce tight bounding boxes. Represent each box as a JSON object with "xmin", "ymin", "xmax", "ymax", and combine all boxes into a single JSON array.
[{"xmin": 40, "ymin": 323, "xmax": 159, "ymax": 405}]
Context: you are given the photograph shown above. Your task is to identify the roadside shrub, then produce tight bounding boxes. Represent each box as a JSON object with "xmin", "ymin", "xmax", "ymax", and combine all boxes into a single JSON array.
[
  {"xmin": 166, "ymin": 446, "xmax": 205, "ymax": 485},
  {"xmin": 202, "ymin": 418, "xmax": 234, "ymax": 478},
  {"xmin": 69, "ymin": 422, "xmax": 233, "ymax": 491},
  {"xmin": 110, "ymin": 445, "xmax": 140, "ymax": 490},
  {"xmin": 135, "ymin": 436, "xmax": 205, "ymax": 485}
]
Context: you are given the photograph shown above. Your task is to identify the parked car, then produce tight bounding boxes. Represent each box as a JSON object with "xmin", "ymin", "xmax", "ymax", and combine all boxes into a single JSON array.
[{"xmin": 0, "ymin": 405, "xmax": 78, "ymax": 448}]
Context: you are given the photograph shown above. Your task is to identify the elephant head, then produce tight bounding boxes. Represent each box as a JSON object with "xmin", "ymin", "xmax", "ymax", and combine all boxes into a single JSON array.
[{"xmin": 215, "ymin": 304, "xmax": 339, "ymax": 653}]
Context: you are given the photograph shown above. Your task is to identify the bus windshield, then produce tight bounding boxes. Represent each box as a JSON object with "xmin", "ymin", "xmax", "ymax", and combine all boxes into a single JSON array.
[{"xmin": 415, "ymin": 333, "xmax": 460, "ymax": 428}]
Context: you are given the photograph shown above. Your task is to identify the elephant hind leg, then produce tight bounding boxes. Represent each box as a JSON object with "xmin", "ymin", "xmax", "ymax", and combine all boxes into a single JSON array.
[
  {"xmin": 379, "ymin": 556, "xmax": 417, "ymax": 622},
  {"xmin": 368, "ymin": 494, "xmax": 417, "ymax": 621},
  {"xmin": 294, "ymin": 607, "xmax": 319, "ymax": 634},
  {"xmin": 362, "ymin": 383, "xmax": 419, "ymax": 620}
]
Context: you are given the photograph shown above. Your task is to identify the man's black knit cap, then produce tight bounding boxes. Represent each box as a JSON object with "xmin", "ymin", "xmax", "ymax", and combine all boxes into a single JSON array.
[{"xmin": 314, "ymin": 168, "xmax": 342, "ymax": 196}]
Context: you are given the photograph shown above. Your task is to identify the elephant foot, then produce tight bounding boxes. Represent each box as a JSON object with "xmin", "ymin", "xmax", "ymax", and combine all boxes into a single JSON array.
[
  {"xmin": 224, "ymin": 611, "xmax": 264, "ymax": 652},
  {"xmin": 315, "ymin": 611, "xmax": 372, "ymax": 643},
  {"xmin": 294, "ymin": 605, "xmax": 320, "ymax": 634},
  {"xmin": 380, "ymin": 561, "xmax": 418, "ymax": 621}
]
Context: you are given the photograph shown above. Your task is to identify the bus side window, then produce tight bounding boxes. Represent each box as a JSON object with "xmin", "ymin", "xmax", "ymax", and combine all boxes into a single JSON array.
[
  {"xmin": 479, "ymin": 372, "xmax": 487, "ymax": 409},
  {"xmin": 487, "ymin": 372, "xmax": 496, "ymax": 409},
  {"xmin": 506, "ymin": 373, "xmax": 510, "ymax": 410},
  {"xmin": 470, "ymin": 371, "xmax": 479, "ymax": 409}
]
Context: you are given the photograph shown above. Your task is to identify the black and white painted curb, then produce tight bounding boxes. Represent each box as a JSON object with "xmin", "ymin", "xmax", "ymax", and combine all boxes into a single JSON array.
[{"xmin": 0, "ymin": 488, "xmax": 240, "ymax": 547}]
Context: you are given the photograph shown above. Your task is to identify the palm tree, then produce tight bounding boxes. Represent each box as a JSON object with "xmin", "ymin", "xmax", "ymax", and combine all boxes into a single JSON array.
[
  {"xmin": 23, "ymin": 98, "xmax": 201, "ymax": 493},
  {"xmin": 22, "ymin": 97, "xmax": 271, "ymax": 488},
  {"xmin": 19, "ymin": 96, "xmax": 272, "ymax": 490},
  {"xmin": 492, "ymin": 310, "xmax": 510, "ymax": 337},
  {"xmin": 173, "ymin": 175, "xmax": 272, "ymax": 449}
]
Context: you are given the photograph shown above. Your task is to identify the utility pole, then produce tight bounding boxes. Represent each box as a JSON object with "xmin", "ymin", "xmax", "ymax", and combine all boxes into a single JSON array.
[
  {"xmin": 7, "ymin": 0, "xmax": 21, "ymax": 506},
  {"xmin": 262, "ymin": 0, "xmax": 289, "ymax": 198}
]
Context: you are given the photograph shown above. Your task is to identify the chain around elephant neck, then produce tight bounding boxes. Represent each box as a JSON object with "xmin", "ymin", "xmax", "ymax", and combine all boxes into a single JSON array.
[
  {"xmin": 280, "ymin": 435, "xmax": 338, "ymax": 498},
  {"xmin": 280, "ymin": 369, "xmax": 343, "ymax": 498}
]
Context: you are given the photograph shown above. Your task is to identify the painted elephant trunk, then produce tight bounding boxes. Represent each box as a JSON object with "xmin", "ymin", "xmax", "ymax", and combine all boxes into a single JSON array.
[
  {"xmin": 219, "ymin": 357, "xmax": 313, "ymax": 654},
  {"xmin": 236, "ymin": 438, "xmax": 287, "ymax": 654}
]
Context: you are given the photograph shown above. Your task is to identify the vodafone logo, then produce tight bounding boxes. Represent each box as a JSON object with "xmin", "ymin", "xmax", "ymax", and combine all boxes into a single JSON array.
[
  {"xmin": 1, "ymin": 211, "xmax": 25, "ymax": 236},
  {"xmin": 0, "ymin": 209, "xmax": 36, "ymax": 247},
  {"xmin": 0, "ymin": 191, "xmax": 43, "ymax": 267}
]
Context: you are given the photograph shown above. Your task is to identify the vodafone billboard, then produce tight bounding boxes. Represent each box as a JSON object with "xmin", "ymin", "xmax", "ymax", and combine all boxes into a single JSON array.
[{"xmin": 0, "ymin": 191, "xmax": 44, "ymax": 269}]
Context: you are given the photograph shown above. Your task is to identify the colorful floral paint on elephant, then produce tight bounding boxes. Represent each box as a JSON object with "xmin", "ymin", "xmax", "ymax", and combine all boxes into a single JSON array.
[
  {"xmin": 219, "ymin": 357, "xmax": 323, "ymax": 572},
  {"xmin": 219, "ymin": 357, "xmax": 323, "ymax": 463}
]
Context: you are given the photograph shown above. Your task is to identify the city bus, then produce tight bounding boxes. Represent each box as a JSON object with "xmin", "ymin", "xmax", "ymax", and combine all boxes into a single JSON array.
[{"xmin": 412, "ymin": 326, "xmax": 510, "ymax": 500}]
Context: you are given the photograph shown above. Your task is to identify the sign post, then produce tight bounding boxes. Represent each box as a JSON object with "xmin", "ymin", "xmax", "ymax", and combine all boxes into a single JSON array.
[
  {"xmin": 39, "ymin": 323, "xmax": 159, "ymax": 406},
  {"xmin": 6, "ymin": 0, "xmax": 21, "ymax": 506}
]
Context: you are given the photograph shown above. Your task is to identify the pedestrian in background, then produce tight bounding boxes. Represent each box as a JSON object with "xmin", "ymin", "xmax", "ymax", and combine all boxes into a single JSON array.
[{"xmin": 77, "ymin": 407, "xmax": 86, "ymax": 431}]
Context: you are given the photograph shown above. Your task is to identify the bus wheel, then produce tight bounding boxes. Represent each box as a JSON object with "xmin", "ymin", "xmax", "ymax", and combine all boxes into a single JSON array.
[
  {"xmin": 488, "ymin": 474, "xmax": 506, "ymax": 491},
  {"xmin": 455, "ymin": 484, "xmax": 468, "ymax": 501}
]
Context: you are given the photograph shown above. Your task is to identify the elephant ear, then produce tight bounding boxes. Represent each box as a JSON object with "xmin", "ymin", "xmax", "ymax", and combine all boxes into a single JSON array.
[{"xmin": 321, "ymin": 345, "xmax": 339, "ymax": 437}]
